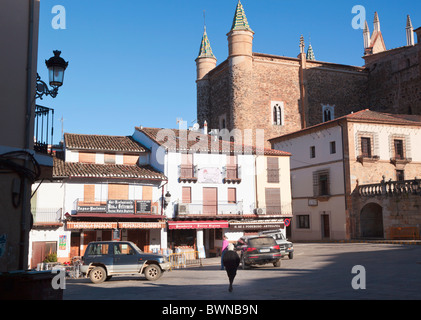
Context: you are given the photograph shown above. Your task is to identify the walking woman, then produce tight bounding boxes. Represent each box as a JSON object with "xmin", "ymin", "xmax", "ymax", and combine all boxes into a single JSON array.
[{"xmin": 222, "ymin": 243, "xmax": 240, "ymax": 292}]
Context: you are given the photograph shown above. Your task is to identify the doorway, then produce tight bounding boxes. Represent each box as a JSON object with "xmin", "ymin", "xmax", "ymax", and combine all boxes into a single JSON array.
[
  {"xmin": 321, "ymin": 214, "xmax": 330, "ymax": 239},
  {"xmin": 360, "ymin": 203, "xmax": 384, "ymax": 238}
]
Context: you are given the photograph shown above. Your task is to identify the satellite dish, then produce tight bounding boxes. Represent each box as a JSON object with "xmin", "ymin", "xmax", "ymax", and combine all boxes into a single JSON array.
[{"xmin": 192, "ymin": 123, "xmax": 200, "ymax": 131}]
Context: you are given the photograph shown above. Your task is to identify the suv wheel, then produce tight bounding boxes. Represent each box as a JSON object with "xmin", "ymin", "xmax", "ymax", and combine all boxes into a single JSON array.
[
  {"xmin": 90, "ymin": 266, "xmax": 106, "ymax": 284},
  {"xmin": 273, "ymin": 259, "xmax": 281, "ymax": 267},
  {"xmin": 144, "ymin": 264, "xmax": 161, "ymax": 281}
]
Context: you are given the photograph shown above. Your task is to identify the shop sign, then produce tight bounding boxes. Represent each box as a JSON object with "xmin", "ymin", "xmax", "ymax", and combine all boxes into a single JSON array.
[
  {"xmin": 136, "ymin": 200, "xmax": 151, "ymax": 213},
  {"xmin": 168, "ymin": 221, "xmax": 229, "ymax": 230},
  {"xmin": 66, "ymin": 222, "xmax": 118, "ymax": 229},
  {"xmin": 118, "ymin": 222, "xmax": 165, "ymax": 229},
  {"xmin": 77, "ymin": 205, "xmax": 106, "ymax": 213},
  {"xmin": 229, "ymin": 221, "xmax": 284, "ymax": 230},
  {"xmin": 106, "ymin": 200, "xmax": 135, "ymax": 214}
]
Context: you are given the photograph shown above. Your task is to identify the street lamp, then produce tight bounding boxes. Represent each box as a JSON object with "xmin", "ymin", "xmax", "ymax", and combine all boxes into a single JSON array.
[
  {"xmin": 164, "ymin": 191, "xmax": 171, "ymax": 209},
  {"xmin": 36, "ymin": 50, "xmax": 68, "ymax": 99}
]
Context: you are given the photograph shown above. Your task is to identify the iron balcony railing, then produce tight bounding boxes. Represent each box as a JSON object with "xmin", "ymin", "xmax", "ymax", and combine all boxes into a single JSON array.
[
  {"xmin": 32, "ymin": 208, "xmax": 62, "ymax": 224},
  {"xmin": 177, "ymin": 201, "xmax": 244, "ymax": 216},
  {"xmin": 34, "ymin": 104, "xmax": 54, "ymax": 154}
]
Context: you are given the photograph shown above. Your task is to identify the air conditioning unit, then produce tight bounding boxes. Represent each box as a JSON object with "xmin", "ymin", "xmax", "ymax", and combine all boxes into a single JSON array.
[
  {"xmin": 178, "ymin": 204, "xmax": 189, "ymax": 214},
  {"xmin": 255, "ymin": 208, "xmax": 266, "ymax": 215}
]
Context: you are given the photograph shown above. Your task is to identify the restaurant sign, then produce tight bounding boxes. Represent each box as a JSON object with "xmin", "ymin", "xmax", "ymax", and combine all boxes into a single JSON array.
[
  {"xmin": 229, "ymin": 221, "xmax": 284, "ymax": 230},
  {"xmin": 77, "ymin": 200, "xmax": 153, "ymax": 214},
  {"xmin": 67, "ymin": 222, "xmax": 118, "ymax": 229},
  {"xmin": 168, "ymin": 221, "xmax": 229, "ymax": 230}
]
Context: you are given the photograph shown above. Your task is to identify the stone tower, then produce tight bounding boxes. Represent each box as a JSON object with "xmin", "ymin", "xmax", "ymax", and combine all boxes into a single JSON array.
[{"xmin": 227, "ymin": 0, "xmax": 255, "ymax": 141}]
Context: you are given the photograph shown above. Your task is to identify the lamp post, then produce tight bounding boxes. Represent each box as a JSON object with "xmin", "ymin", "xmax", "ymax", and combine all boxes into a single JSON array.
[
  {"xmin": 36, "ymin": 50, "xmax": 68, "ymax": 99},
  {"xmin": 164, "ymin": 191, "xmax": 171, "ymax": 209}
]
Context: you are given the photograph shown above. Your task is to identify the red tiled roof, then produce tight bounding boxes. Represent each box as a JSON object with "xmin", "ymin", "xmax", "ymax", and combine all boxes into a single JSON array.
[
  {"xmin": 64, "ymin": 133, "xmax": 147, "ymax": 153},
  {"xmin": 269, "ymin": 109, "xmax": 421, "ymax": 143},
  {"xmin": 136, "ymin": 127, "xmax": 291, "ymax": 156},
  {"xmin": 53, "ymin": 158, "xmax": 166, "ymax": 180}
]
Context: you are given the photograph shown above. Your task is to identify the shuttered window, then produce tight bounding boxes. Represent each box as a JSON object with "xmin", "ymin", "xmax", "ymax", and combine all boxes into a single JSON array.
[
  {"xmin": 142, "ymin": 186, "xmax": 152, "ymax": 201},
  {"xmin": 108, "ymin": 184, "xmax": 129, "ymax": 200},
  {"xmin": 228, "ymin": 188, "xmax": 236, "ymax": 204},
  {"xmin": 79, "ymin": 152, "xmax": 95, "ymax": 163},
  {"xmin": 394, "ymin": 139, "xmax": 404, "ymax": 160},
  {"xmin": 84, "ymin": 185, "xmax": 95, "ymax": 202},
  {"xmin": 182, "ymin": 187, "xmax": 191, "ymax": 204},
  {"xmin": 267, "ymin": 157, "xmax": 279, "ymax": 183},
  {"xmin": 181, "ymin": 153, "xmax": 194, "ymax": 178},
  {"xmin": 265, "ymin": 188, "xmax": 281, "ymax": 214},
  {"xmin": 226, "ymin": 155, "xmax": 238, "ymax": 179},
  {"xmin": 104, "ymin": 153, "xmax": 115, "ymax": 164}
]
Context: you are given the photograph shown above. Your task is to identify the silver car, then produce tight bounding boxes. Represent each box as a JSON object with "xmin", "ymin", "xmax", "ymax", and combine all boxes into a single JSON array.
[{"xmin": 258, "ymin": 230, "xmax": 294, "ymax": 259}]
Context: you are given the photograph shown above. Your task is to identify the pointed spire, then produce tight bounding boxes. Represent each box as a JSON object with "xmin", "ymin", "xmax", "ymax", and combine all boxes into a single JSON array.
[
  {"xmin": 373, "ymin": 12, "xmax": 381, "ymax": 32},
  {"xmin": 306, "ymin": 43, "xmax": 315, "ymax": 61},
  {"xmin": 406, "ymin": 15, "xmax": 415, "ymax": 46},
  {"xmin": 230, "ymin": 0, "xmax": 253, "ymax": 32},
  {"xmin": 363, "ymin": 20, "xmax": 371, "ymax": 49},
  {"xmin": 299, "ymin": 35, "xmax": 305, "ymax": 54},
  {"xmin": 197, "ymin": 26, "xmax": 216, "ymax": 59}
]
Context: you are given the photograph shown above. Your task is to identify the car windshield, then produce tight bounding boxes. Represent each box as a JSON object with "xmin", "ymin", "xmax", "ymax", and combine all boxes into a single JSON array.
[{"xmin": 249, "ymin": 237, "xmax": 276, "ymax": 247}]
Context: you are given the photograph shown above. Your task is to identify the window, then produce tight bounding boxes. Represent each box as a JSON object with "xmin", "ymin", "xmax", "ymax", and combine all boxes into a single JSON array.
[
  {"xmin": 87, "ymin": 243, "xmax": 110, "ymax": 255},
  {"xmin": 394, "ymin": 139, "xmax": 404, "ymax": 160},
  {"xmin": 272, "ymin": 101, "xmax": 284, "ymax": 126},
  {"xmin": 84, "ymin": 185, "xmax": 95, "ymax": 202},
  {"xmin": 113, "ymin": 243, "xmax": 134, "ymax": 255},
  {"xmin": 180, "ymin": 153, "xmax": 194, "ymax": 178},
  {"xmin": 182, "ymin": 187, "xmax": 191, "ymax": 204},
  {"xmin": 396, "ymin": 170, "xmax": 405, "ymax": 181},
  {"xmin": 226, "ymin": 155, "xmax": 238, "ymax": 179},
  {"xmin": 267, "ymin": 157, "xmax": 280, "ymax": 183},
  {"xmin": 330, "ymin": 141, "xmax": 336, "ymax": 154},
  {"xmin": 313, "ymin": 170, "xmax": 330, "ymax": 197},
  {"xmin": 310, "ymin": 146, "xmax": 316, "ymax": 159},
  {"xmin": 297, "ymin": 215, "xmax": 310, "ymax": 229},
  {"xmin": 108, "ymin": 184, "xmax": 129, "ymax": 200},
  {"xmin": 104, "ymin": 153, "xmax": 115, "ymax": 164},
  {"xmin": 360, "ymin": 137, "xmax": 372, "ymax": 158},
  {"xmin": 265, "ymin": 188, "xmax": 281, "ymax": 214},
  {"xmin": 322, "ymin": 105, "xmax": 335, "ymax": 122},
  {"xmin": 228, "ymin": 188, "xmax": 236, "ymax": 204}
]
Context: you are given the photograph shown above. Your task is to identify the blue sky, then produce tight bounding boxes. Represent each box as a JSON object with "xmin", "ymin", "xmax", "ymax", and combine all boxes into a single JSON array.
[{"xmin": 36, "ymin": 0, "xmax": 420, "ymax": 143}]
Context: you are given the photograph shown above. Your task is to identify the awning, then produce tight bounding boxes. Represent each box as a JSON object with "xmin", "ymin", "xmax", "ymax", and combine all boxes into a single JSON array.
[
  {"xmin": 66, "ymin": 221, "xmax": 166, "ymax": 230},
  {"xmin": 168, "ymin": 221, "xmax": 229, "ymax": 230},
  {"xmin": 67, "ymin": 222, "xmax": 118, "ymax": 229}
]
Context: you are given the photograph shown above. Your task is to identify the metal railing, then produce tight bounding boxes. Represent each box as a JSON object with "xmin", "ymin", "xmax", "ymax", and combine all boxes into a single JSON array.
[
  {"xmin": 168, "ymin": 250, "xmax": 202, "ymax": 269},
  {"xmin": 32, "ymin": 208, "xmax": 62, "ymax": 223},
  {"xmin": 177, "ymin": 201, "xmax": 244, "ymax": 215},
  {"xmin": 34, "ymin": 104, "xmax": 54, "ymax": 154}
]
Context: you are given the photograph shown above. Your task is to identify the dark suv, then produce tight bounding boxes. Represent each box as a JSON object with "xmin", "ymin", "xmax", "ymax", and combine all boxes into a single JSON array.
[
  {"xmin": 80, "ymin": 241, "xmax": 171, "ymax": 283},
  {"xmin": 235, "ymin": 236, "xmax": 282, "ymax": 269}
]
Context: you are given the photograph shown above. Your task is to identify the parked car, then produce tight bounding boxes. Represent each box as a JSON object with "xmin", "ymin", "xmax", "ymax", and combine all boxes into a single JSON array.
[
  {"xmin": 258, "ymin": 229, "xmax": 294, "ymax": 259},
  {"xmin": 235, "ymin": 236, "xmax": 282, "ymax": 269},
  {"xmin": 80, "ymin": 241, "xmax": 171, "ymax": 283}
]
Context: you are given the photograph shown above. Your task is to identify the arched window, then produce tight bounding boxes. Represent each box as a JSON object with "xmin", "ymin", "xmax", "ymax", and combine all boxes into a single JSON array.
[
  {"xmin": 272, "ymin": 102, "xmax": 284, "ymax": 126},
  {"xmin": 322, "ymin": 105, "xmax": 335, "ymax": 122}
]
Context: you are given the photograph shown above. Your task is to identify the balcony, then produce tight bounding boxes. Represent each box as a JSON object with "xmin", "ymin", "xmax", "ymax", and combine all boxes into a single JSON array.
[
  {"xmin": 358, "ymin": 177, "xmax": 421, "ymax": 197},
  {"xmin": 223, "ymin": 165, "xmax": 241, "ymax": 184},
  {"xmin": 32, "ymin": 208, "xmax": 62, "ymax": 226},
  {"xmin": 34, "ymin": 105, "xmax": 54, "ymax": 155},
  {"xmin": 177, "ymin": 201, "xmax": 244, "ymax": 216},
  {"xmin": 178, "ymin": 165, "xmax": 198, "ymax": 183}
]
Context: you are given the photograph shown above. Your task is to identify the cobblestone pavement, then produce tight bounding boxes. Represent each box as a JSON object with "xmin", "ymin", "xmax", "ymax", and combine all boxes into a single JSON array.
[{"xmin": 63, "ymin": 243, "xmax": 421, "ymax": 301}]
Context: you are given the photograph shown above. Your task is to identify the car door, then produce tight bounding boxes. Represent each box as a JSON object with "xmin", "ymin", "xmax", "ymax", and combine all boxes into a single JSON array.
[{"xmin": 112, "ymin": 242, "xmax": 141, "ymax": 274}]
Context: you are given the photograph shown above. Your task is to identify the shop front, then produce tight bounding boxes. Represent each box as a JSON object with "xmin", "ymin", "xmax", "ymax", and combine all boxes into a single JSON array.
[
  {"xmin": 66, "ymin": 220, "xmax": 166, "ymax": 257},
  {"xmin": 167, "ymin": 220, "xmax": 229, "ymax": 258}
]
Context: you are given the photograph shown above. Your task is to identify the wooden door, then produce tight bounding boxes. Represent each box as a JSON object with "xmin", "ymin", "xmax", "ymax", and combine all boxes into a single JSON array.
[
  {"xmin": 203, "ymin": 187, "xmax": 217, "ymax": 215},
  {"xmin": 321, "ymin": 214, "xmax": 330, "ymax": 239}
]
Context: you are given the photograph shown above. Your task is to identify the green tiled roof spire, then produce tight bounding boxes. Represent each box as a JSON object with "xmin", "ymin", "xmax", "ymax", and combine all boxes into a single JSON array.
[
  {"xmin": 230, "ymin": 0, "xmax": 253, "ymax": 32},
  {"xmin": 197, "ymin": 27, "xmax": 216, "ymax": 59},
  {"xmin": 306, "ymin": 43, "xmax": 316, "ymax": 61}
]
